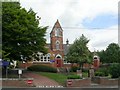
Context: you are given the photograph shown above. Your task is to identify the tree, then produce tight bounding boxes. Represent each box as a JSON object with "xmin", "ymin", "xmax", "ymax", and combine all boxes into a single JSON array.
[
  {"xmin": 66, "ymin": 34, "xmax": 92, "ymax": 70},
  {"xmin": 109, "ymin": 63, "xmax": 120, "ymax": 78},
  {"xmin": 2, "ymin": 2, "xmax": 48, "ymax": 61},
  {"xmin": 97, "ymin": 50, "xmax": 106, "ymax": 63},
  {"xmin": 97, "ymin": 43, "xmax": 120, "ymax": 63},
  {"xmin": 105, "ymin": 43, "xmax": 119, "ymax": 63}
]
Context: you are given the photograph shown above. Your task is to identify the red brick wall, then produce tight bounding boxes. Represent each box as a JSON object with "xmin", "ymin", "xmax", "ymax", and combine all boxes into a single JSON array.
[
  {"xmin": 51, "ymin": 37, "xmax": 63, "ymax": 50},
  {"xmin": 93, "ymin": 77, "xmax": 119, "ymax": 85},
  {"xmin": 66, "ymin": 78, "xmax": 91, "ymax": 87},
  {"xmin": 18, "ymin": 63, "xmax": 33, "ymax": 68},
  {"xmin": 63, "ymin": 64, "xmax": 72, "ymax": 68},
  {"xmin": 19, "ymin": 62, "xmax": 54, "ymax": 68},
  {"xmin": 100, "ymin": 77, "xmax": 118, "ymax": 85},
  {"xmin": 2, "ymin": 80, "xmax": 34, "ymax": 87}
]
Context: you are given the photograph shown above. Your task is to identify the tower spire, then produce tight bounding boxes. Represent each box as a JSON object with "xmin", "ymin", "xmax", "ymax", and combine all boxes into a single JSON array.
[
  {"xmin": 54, "ymin": 19, "xmax": 61, "ymax": 28},
  {"xmin": 66, "ymin": 39, "xmax": 69, "ymax": 45}
]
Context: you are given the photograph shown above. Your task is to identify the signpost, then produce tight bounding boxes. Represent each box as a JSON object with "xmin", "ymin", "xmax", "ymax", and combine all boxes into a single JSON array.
[
  {"xmin": 12, "ymin": 68, "xmax": 24, "ymax": 80},
  {"xmin": 18, "ymin": 69, "xmax": 22, "ymax": 79},
  {"xmin": 2, "ymin": 61, "xmax": 10, "ymax": 78},
  {"xmin": 50, "ymin": 60, "xmax": 55, "ymax": 63},
  {"xmin": 2, "ymin": 61, "xmax": 10, "ymax": 67}
]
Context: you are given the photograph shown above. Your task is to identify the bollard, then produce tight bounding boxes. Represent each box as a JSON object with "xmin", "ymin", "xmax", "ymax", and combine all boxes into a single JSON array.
[{"xmin": 67, "ymin": 80, "xmax": 72, "ymax": 86}]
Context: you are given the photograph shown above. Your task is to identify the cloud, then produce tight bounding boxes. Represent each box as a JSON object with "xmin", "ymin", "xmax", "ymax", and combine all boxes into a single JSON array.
[
  {"xmin": 20, "ymin": 0, "xmax": 119, "ymax": 26},
  {"xmin": 59, "ymin": 0, "xmax": 118, "ymax": 27},
  {"xmin": 82, "ymin": 13, "xmax": 118, "ymax": 29},
  {"xmin": 20, "ymin": 0, "xmax": 118, "ymax": 52},
  {"xmin": 87, "ymin": 25, "xmax": 118, "ymax": 51},
  {"xmin": 62, "ymin": 25, "xmax": 117, "ymax": 52}
]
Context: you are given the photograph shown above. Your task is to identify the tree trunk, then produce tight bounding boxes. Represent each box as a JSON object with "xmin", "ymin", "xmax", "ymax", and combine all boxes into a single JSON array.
[{"xmin": 79, "ymin": 63, "xmax": 83, "ymax": 71}]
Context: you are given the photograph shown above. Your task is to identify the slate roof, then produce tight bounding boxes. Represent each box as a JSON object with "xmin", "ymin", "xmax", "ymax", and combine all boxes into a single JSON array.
[{"xmin": 63, "ymin": 44, "xmax": 71, "ymax": 55}]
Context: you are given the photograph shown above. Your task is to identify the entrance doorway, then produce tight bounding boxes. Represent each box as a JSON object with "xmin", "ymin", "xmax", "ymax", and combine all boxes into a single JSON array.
[{"xmin": 56, "ymin": 55, "xmax": 62, "ymax": 67}]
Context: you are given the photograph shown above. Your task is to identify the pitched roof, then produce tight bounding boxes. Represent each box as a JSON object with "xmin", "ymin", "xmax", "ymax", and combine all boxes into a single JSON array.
[
  {"xmin": 50, "ymin": 20, "xmax": 63, "ymax": 35},
  {"xmin": 54, "ymin": 19, "xmax": 62, "ymax": 28},
  {"xmin": 63, "ymin": 44, "xmax": 71, "ymax": 55}
]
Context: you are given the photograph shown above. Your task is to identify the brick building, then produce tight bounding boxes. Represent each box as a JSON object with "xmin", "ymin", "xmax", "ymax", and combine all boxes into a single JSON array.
[
  {"xmin": 21, "ymin": 20, "xmax": 100, "ymax": 69},
  {"xmin": 33, "ymin": 20, "xmax": 70, "ymax": 67}
]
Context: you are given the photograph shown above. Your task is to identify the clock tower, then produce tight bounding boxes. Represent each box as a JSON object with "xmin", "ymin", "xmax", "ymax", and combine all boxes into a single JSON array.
[{"xmin": 50, "ymin": 20, "xmax": 64, "ymax": 67}]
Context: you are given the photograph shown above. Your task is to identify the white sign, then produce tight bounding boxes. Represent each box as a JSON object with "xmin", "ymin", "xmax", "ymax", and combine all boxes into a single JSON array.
[{"xmin": 18, "ymin": 70, "xmax": 22, "ymax": 74}]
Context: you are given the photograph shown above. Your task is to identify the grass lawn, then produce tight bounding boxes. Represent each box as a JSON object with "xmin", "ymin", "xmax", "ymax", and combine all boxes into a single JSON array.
[{"xmin": 36, "ymin": 72, "xmax": 67, "ymax": 86}]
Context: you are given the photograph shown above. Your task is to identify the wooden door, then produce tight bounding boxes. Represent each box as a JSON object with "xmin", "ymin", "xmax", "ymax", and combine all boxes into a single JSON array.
[{"xmin": 56, "ymin": 59, "xmax": 61, "ymax": 67}]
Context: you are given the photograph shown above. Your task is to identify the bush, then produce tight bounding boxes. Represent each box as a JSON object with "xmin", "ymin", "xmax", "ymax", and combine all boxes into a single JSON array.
[
  {"xmin": 95, "ymin": 72, "xmax": 105, "ymax": 76},
  {"xmin": 67, "ymin": 75, "xmax": 82, "ymax": 79},
  {"xmin": 27, "ymin": 65, "xmax": 57, "ymax": 73},
  {"xmin": 70, "ymin": 66, "xmax": 80, "ymax": 72},
  {"xmin": 82, "ymin": 68, "xmax": 89, "ymax": 73},
  {"xmin": 95, "ymin": 67, "xmax": 109, "ymax": 77},
  {"xmin": 109, "ymin": 63, "xmax": 120, "ymax": 78}
]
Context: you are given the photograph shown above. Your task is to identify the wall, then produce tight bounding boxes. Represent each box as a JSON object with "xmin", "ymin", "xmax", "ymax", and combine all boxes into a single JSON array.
[
  {"xmin": 66, "ymin": 78, "xmax": 91, "ymax": 87},
  {"xmin": 19, "ymin": 62, "xmax": 55, "ymax": 68},
  {"xmin": 92, "ymin": 77, "xmax": 119, "ymax": 86}
]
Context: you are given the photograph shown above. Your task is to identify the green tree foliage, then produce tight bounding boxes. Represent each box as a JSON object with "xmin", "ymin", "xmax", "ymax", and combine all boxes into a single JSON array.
[
  {"xmin": 97, "ymin": 43, "xmax": 120, "ymax": 63},
  {"xmin": 105, "ymin": 43, "xmax": 120, "ymax": 63},
  {"xmin": 109, "ymin": 63, "xmax": 120, "ymax": 78},
  {"xmin": 2, "ymin": 2, "xmax": 47, "ymax": 61},
  {"xmin": 66, "ymin": 34, "xmax": 92, "ymax": 69},
  {"xmin": 97, "ymin": 50, "xmax": 106, "ymax": 63}
]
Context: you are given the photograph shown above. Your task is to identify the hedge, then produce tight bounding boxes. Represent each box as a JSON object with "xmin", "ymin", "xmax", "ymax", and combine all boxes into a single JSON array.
[
  {"xmin": 27, "ymin": 65, "xmax": 57, "ymax": 73},
  {"xmin": 67, "ymin": 75, "xmax": 82, "ymax": 79}
]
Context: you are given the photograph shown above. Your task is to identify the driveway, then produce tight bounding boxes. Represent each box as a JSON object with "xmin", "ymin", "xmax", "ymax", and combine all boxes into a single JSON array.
[{"xmin": 23, "ymin": 72, "xmax": 63, "ymax": 88}]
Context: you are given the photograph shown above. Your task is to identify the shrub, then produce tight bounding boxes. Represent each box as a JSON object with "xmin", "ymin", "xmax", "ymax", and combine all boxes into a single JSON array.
[
  {"xmin": 70, "ymin": 66, "xmax": 80, "ymax": 72},
  {"xmin": 95, "ymin": 71, "xmax": 105, "ymax": 76},
  {"xmin": 109, "ymin": 63, "xmax": 120, "ymax": 78},
  {"xmin": 102, "ymin": 68, "xmax": 109, "ymax": 76},
  {"xmin": 95, "ymin": 67, "xmax": 109, "ymax": 77},
  {"xmin": 67, "ymin": 75, "xmax": 82, "ymax": 79},
  {"xmin": 82, "ymin": 68, "xmax": 89, "ymax": 73},
  {"xmin": 27, "ymin": 65, "xmax": 57, "ymax": 73}
]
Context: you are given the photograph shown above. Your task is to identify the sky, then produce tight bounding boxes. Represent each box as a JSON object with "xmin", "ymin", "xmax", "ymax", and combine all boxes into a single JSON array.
[{"xmin": 20, "ymin": 0, "xmax": 119, "ymax": 52}]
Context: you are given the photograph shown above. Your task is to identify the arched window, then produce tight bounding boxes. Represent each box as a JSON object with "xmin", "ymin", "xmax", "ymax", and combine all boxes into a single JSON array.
[
  {"xmin": 56, "ymin": 41, "xmax": 60, "ymax": 50},
  {"xmin": 55, "ymin": 54, "xmax": 62, "ymax": 59}
]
